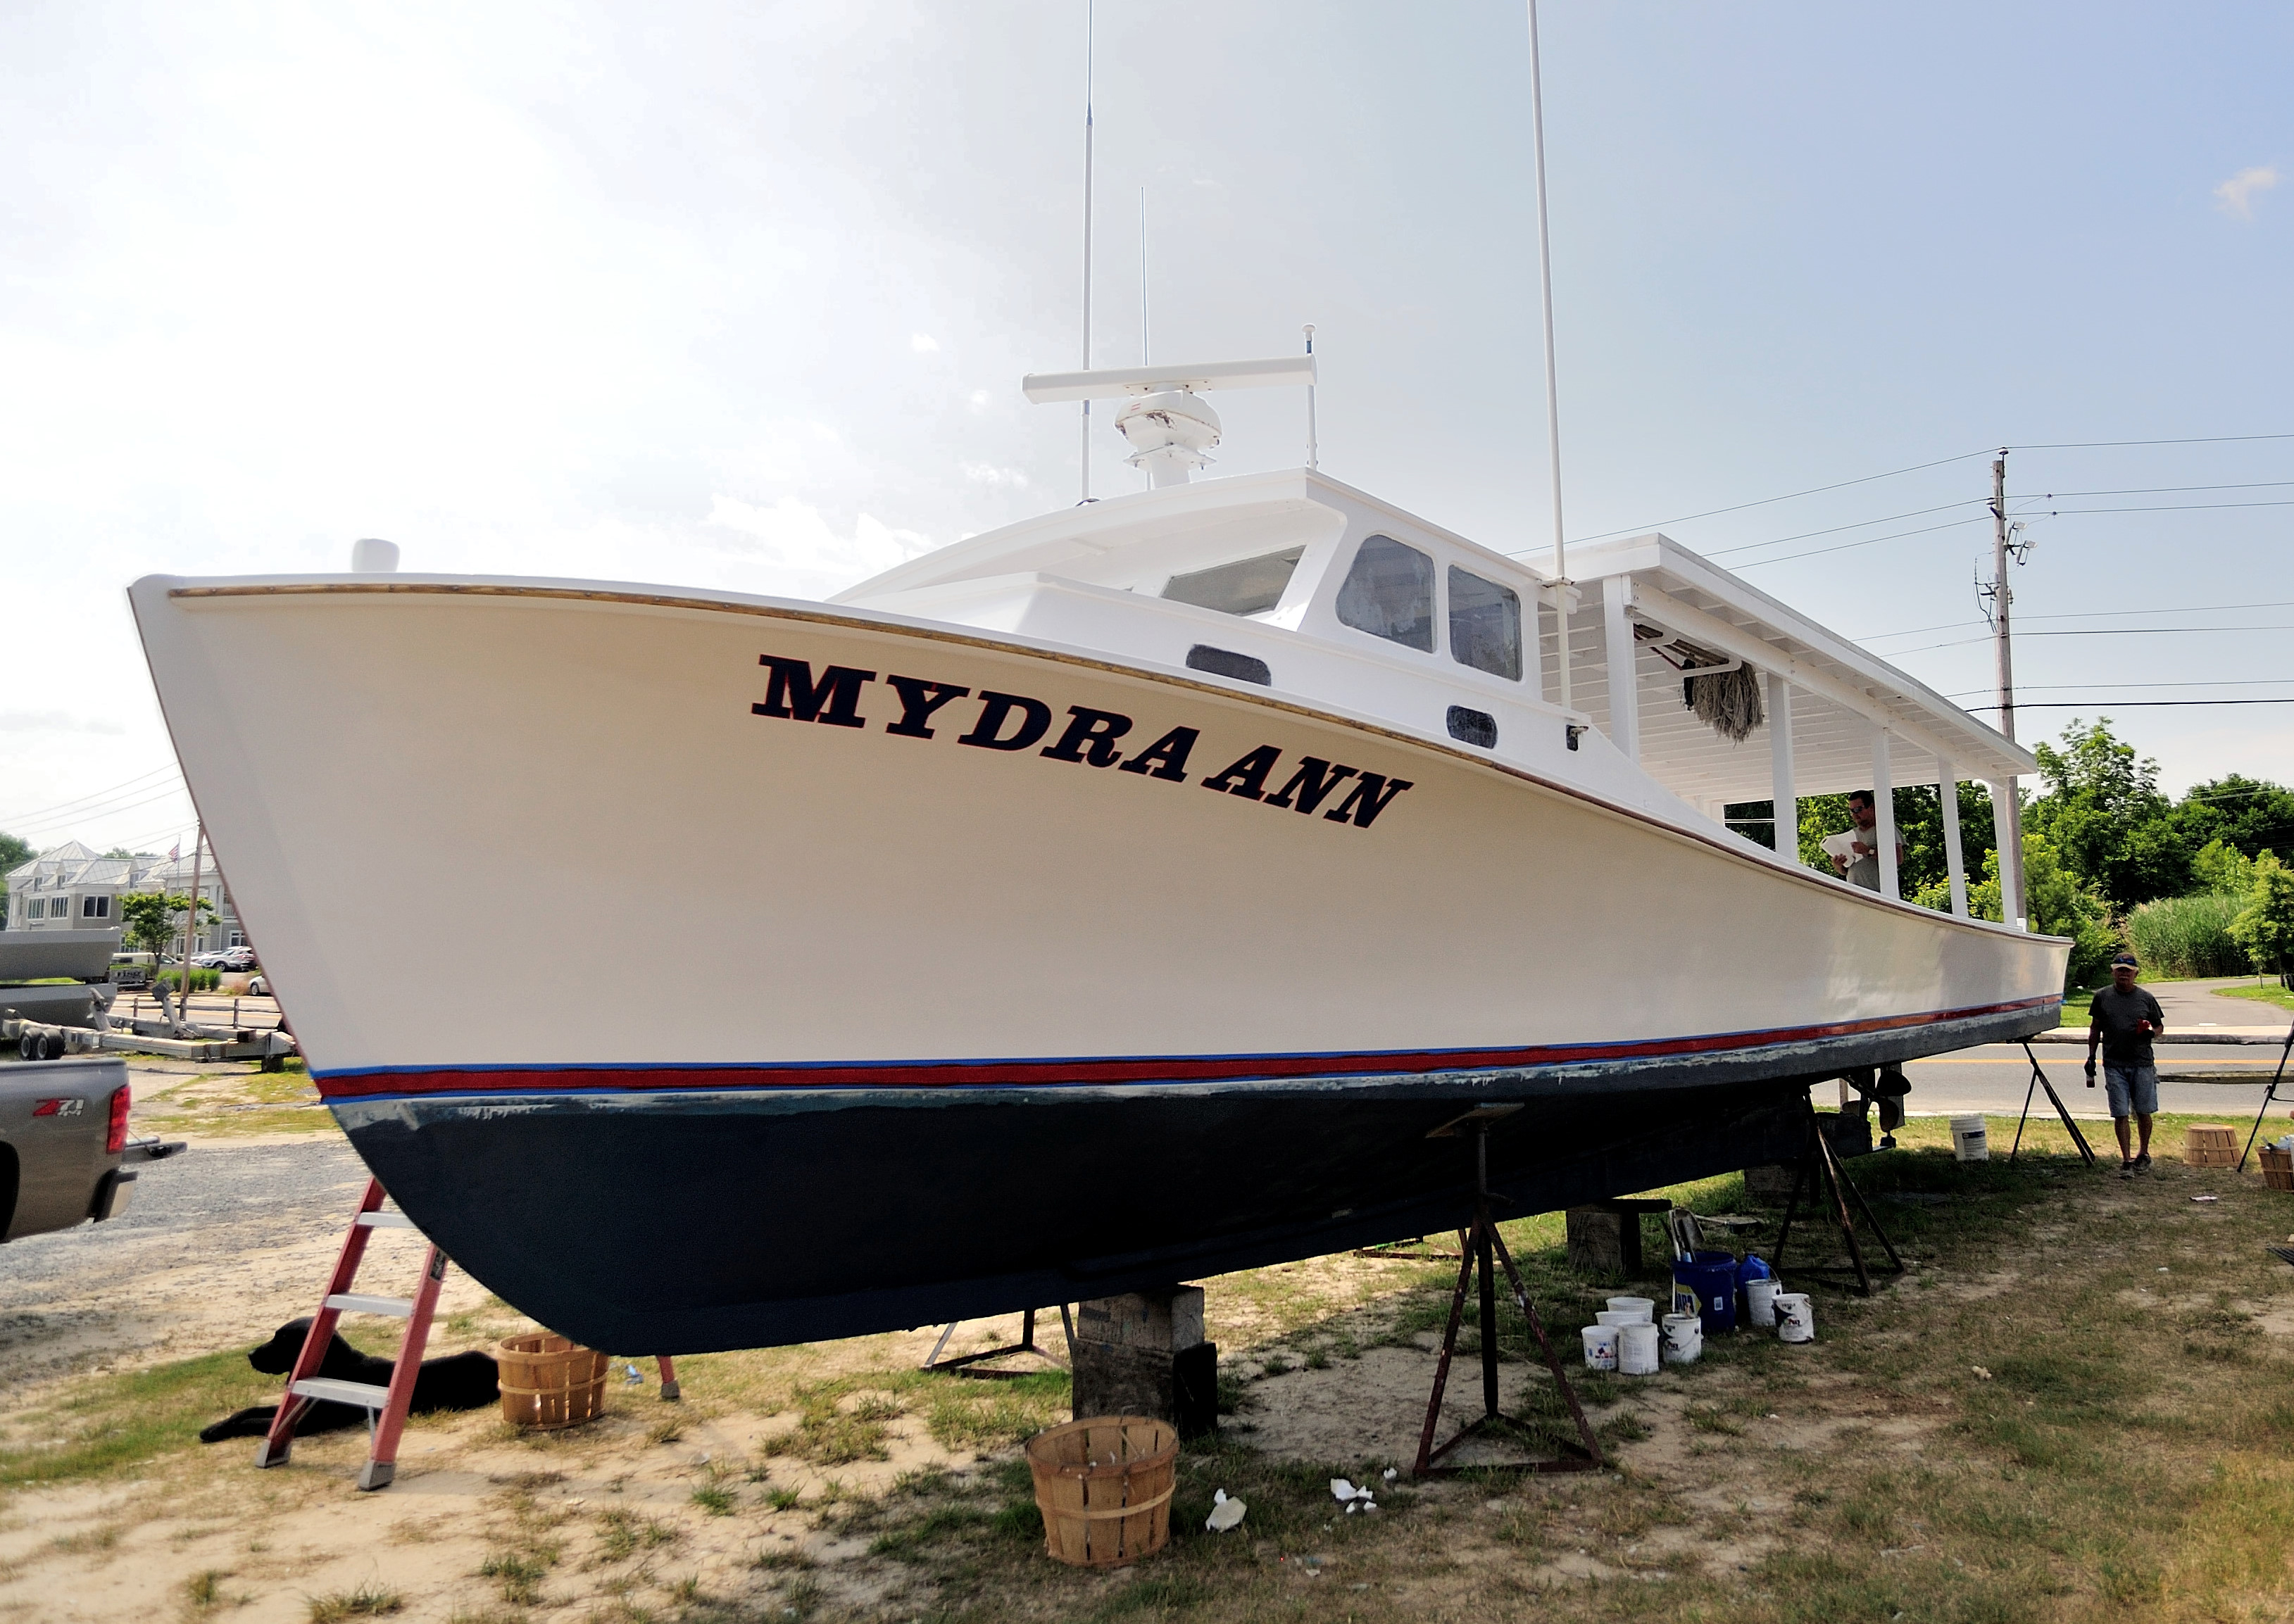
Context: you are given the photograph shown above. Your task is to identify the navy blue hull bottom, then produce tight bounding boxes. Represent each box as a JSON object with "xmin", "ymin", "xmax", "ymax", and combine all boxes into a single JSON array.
[{"xmin": 342, "ymin": 1074, "xmax": 1819, "ymax": 1354}]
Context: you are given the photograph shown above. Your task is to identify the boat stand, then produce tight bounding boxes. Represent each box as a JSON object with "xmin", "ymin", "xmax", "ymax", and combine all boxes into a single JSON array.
[
  {"xmin": 2236, "ymin": 1018, "xmax": 2294, "ymax": 1172},
  {"xmin": 1772, "ymin": 1111, "xmax": 1903, "ymax": 1296},
  {"xmin": 920, "ymin": 1306, "xmax": 1074, "ymax": 1378},
  {"xmin": 2008, "ymin": 1042, "xmax": 2097, "ymax": 1167},
  {"xmin": 1411, "ymin": 1107, "xmax": 1603, "ymax": 1479}
]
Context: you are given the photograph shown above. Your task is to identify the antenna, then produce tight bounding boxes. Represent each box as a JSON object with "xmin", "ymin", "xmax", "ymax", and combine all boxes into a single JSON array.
[
  {"xmin": 1526, "ymin": 0, "xmax": 1572, "ymax": 710},
  {"xmin": 1022, "ymin": 355, "xmax": 1316, "ymax": 489},
  {"xmin": 1139, "ymin": 188, "xmax": 1149, "ymax": 366},
  {"xmin": 1079, "ymin": 0, "xmax": 1096, "ymax": 504},
  {"xmin": 1303, "ymin": 325, "xmax": 1318, "ymax": 471}
]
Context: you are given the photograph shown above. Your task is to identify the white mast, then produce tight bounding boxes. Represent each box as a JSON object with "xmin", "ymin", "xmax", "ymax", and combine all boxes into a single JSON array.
[
  {"xmin": 1079, "ymin": 0, "xmax": 1096, "ymax": 503},
  {"xmin": 1526, "ymin": 0, "xmax": 1571, "ymax": 710}
]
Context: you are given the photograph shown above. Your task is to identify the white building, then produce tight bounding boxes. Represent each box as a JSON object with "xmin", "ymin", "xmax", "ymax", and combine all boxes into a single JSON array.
[{"xmin": 4, "ymin": 840, "xmax": 244, "ymax": 952}]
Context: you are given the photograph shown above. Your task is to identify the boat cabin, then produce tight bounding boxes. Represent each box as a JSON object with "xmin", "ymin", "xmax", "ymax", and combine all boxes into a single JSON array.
[{"xmin": 838, "ymin": 466, "xmax": 2038, "ymax": 927}]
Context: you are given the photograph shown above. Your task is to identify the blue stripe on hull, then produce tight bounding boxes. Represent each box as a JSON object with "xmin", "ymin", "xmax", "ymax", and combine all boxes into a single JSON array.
[{"xmin": 334, "ymin": 1009, "xmax": 2050, "ymax": 1352}]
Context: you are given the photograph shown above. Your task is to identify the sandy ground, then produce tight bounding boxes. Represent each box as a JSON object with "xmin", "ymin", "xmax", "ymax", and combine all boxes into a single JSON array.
[{"xmin": 2, "ymin": 1044, "xmax": 2289, "ymax": 1619}]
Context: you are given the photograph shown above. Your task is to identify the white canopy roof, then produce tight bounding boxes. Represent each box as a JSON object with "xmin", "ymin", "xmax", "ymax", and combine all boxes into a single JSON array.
[{"xmin": 1557, "ymin": 531, "xmax": 2036, "ymax": 809}]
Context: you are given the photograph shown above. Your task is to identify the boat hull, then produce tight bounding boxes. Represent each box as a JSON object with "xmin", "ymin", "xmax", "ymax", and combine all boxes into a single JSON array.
[{"xmin": 130, "ymin": 574, "xmax": 2068, "ymax": 1351}]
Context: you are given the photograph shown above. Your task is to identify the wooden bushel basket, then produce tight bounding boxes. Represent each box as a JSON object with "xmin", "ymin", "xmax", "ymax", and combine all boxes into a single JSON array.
[
  {"xmin": 2259, "ymin": 1146, "xmax": 2294, "ymax": 1192},
  {"xmin": 1024, "ymin": 1416, "xmax": 1178, "ymax": 1568},
  {"xmin": 497, "ymin": 1333, "xmax": 609, "ymax": 1430},
  {"xmin": 2187, "ymin": 1124, "xmax": 2240, "ymax": 1169}
]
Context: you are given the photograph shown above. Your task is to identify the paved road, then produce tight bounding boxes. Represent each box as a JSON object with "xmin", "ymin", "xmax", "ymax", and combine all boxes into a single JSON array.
[{"xmin": 1899, "ymin": 1043, "xmax": 2288, "ymax": 1119}]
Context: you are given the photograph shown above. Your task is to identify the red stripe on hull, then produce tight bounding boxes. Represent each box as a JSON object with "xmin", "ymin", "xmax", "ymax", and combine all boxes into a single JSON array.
[{"xmin": 314, "ymin": 995, "xmax": 2060, "ymax": 1100}]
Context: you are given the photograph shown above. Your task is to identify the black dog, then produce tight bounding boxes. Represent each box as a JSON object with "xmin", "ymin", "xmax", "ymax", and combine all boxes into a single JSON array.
[{"xmin": 199, "ymin": 1317, "xmax": 500, "ymax": 1443}]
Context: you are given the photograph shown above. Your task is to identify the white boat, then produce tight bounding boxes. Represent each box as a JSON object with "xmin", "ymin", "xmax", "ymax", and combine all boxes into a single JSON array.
[{"xmin": 128, "ymin": 363, "xmax": 2064, "ymax": 1352}]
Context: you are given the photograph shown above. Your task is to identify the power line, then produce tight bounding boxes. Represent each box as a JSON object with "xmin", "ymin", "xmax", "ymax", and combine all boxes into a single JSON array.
[
  {"xmin": 1886, "ymin": 624, "xmax": 2294, "ymax": 656},
  {"xmin": 1962, "ymin": 698, "xmax": 2294, "ymax": 710},
  {"xmin": 4, "ymin": 782, "xmax": 194, "ymax": 843},
  {"xmin": 1728, "ymin": 515, "xmax": 1993, "ymax": 570},
  {"xmin": 1864, "ymin": 599, "xmax": 2294, "ymax": 644},
  {"xmin": 2010, "ymin": 432, "xmax": 2294, "ymax": 451},
  {"xmin": 1945, "ymin": 679, "xmax": 2294, "ymax": 698},
  {"xmin": 2009, "ymin": 498, "xmax": 2294, "ymax": 519},
  {"xmin": 1700, "ymin": 500, "xmax": 1988, "ymax": 560},
  {"xmin": 0, "ymin": 764, "xmax": 183, "ymax": 831},
  {"xmin": 1562, "ymin": 448, "xmax": 1993, "ymax": 546},
  {"xmin": 2014, "ymin": 479, "xmax": 2294, "ymax": 501}
]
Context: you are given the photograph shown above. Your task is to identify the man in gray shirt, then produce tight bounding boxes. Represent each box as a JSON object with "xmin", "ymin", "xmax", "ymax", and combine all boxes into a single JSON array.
[{"xmin": 2086, "ymin": 952, "xmax": 2165, "ymax": 1177}]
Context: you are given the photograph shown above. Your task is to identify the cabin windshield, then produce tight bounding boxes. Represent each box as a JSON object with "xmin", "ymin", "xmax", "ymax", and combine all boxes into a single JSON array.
[
  {"xmin": 1162, "ymin": 547, "xmax": 1305, "ymax": 617},
  {"xmin": 1448, "ymin": 567, "xmax": 1522, "ymax": 681},
  {"xmin": 1336, "ymin": 536, "xmax": 1436, "ymax": 651}
]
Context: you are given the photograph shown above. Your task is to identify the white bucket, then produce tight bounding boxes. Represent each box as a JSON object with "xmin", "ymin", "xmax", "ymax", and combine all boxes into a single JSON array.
[
  {"xmin": 1604, "ymin": 1296, "xmax": 1657, "ymax": 1323},
  {"xmin": 1660, "ymin": 1313, "xmax": 1702, "ymax": 1365},
  {"xmin": 1951, "ymin": 1114, "xmax": 1988, "ymax": 1162},
  {"xmin": 1580, "ymin": 1324, "xmax": 1620, "ymax": 1370},
  {"xmin": 1617, "ymin": 1321, "xmax": 1660, "ymax": 1376},
  {"xmin": 1595, "ymin": 1309, "xmax": 1643, "ymax": 1328},
  {"xmin": 1775, "ymin": 1292, "xmax": 1815, "ymax": 1344},
  {"xmin": 1745, "ymin": 1277, "xmax": 1783, "ymax": 1328}
]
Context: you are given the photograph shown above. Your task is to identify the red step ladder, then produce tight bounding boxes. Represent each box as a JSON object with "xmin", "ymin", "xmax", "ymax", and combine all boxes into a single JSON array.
[{"xmin": 255, "ymin": 1176, "xmax": 446, "ymax": 1491}]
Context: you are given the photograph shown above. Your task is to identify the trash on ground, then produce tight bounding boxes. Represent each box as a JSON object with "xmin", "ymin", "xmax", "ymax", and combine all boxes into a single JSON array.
[{"xmin": 1205, "ymin": 1489, "xmax": 1247, "ymax": 1532}]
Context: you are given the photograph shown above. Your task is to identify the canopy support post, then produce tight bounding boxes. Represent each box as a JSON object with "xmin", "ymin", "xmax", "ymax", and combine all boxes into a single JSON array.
[
  {"xmin": 1938, "ymin": 757, "xmax": 1968, "ymax": 918},
  {"xmin": 1601, "ymin": 578, "xmax": 1638, "ymax": 763},
  {"xmin": 1988, "ymin": 781, "xmax": 2025, "ymax": 929},
  {"xmin": 1767, "ymin": 672, "xmax": 1795, "ymax": 862},
  {"xmin": 1872, "ymin": 729, "xmax": 1899, "ymax": 900}
]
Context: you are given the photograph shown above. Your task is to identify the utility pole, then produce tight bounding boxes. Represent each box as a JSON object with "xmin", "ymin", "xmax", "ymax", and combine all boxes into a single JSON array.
[{"xmin": 1988, "ymin": 451, "xmax": 2026, "ymax": 931}]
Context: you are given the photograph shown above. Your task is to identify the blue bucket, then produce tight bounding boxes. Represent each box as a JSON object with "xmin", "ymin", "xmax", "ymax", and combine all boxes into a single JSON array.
[{"xmin": 1672, "ymin": 1250, "xmax": 1739, "ymax": 1335}]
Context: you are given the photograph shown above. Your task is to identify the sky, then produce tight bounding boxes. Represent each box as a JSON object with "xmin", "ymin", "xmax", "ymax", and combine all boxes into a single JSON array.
[{"xmin": 4, "ymin": 0, "xmax": 2290, "ymax": 860}]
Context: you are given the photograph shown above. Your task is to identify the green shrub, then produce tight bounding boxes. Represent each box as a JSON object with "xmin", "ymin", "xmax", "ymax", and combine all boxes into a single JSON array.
[
  {"xmin": 2129, "ymin": 893, "xmax": 2250, "ymax": 978},
  {"xmin": 2230, "ymin": 853, "xmax": 2294, "ymax": 979},
  {"xmin": 155, "ymin": 969, "xmax": 222, "ymax": 993}
]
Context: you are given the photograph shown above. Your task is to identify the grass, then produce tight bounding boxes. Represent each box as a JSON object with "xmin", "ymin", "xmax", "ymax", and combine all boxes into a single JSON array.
[
  {"xmin": 305, "ymin": 1585, "xmax": 402, "ymax": 1621},
  {"xmin": 2219, "ymin": 979, "xmax": 2294, "ymax": 1014},
  {"xmin": 0, "ymin": 1347, "xmax": 281, "ymax": 1487},
  {"xmin": 2130, "ymin": 890, "xmax": 2251, "ymax": 978},
  {"xmin": 24, "ymin": 1109, "xmax": 2294, "ymax": 1622}
]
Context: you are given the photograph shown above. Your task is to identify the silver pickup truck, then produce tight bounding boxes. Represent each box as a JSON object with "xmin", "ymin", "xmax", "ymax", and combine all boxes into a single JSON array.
[{"xmin": 0, "ymin": 1056, "xmax": 180, "ymax": 1241}]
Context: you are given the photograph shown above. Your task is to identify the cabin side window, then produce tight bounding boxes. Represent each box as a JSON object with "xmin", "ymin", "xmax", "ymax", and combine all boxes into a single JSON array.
[
  {"xmin": 1448, "ymin": 567, "xmax": 1522, "ymax": 680},
  {"xmin": 1334, "ymin": 536, "xmax": 1435, "ymax": 651},
  {"xmin": 1161, "ymin": 547, "xmax": 1305, "ymax": 617}
]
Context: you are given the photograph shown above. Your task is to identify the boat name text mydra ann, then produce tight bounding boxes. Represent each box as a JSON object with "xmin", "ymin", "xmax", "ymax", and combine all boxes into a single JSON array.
[{"xmin": 753, "ymin": 653, "xmax": 1416, "ymax": 829}]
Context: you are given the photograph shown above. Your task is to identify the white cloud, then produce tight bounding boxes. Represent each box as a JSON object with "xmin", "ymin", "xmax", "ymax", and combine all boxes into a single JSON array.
[
  {"xmin": 961, "ymin": 462, "xmax": 1029, "ymax": 489},
  {"xmin": 704, "ymin": 493, "xmax": 934, "ymax": 593},
  {"xmin": 2214, "ymin": 164, "xmax": 2279, "ymax": 220},
  {"xmin": 0, "ymin": 711, "xmax": 123, "ymax": 735},
  {"xmin": 968, "ymin": 389, "xmax": 992, "ymax": 413},
  {"xmin": 910, "ymin": 332, "xmax": 941, "ymax": 353}
]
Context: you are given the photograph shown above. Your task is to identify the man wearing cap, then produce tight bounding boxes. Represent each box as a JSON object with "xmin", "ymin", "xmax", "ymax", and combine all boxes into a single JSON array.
[
  {"xmin": 1820, "ymin": 791, "xmax": 1906, "ymax": 893},
  {"xmin": 2086, "ymin": 952, "xmax": 2165, "ymax": 1176}
]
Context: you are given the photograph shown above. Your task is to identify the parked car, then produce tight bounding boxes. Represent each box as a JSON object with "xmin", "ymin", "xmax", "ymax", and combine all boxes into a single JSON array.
[
  {"xmin": 189, "ymin": 950, "xmax": 232, "ymax": 969},
  {"xmin": 218, "ymin": 946, "xmax": 258, "ymax": 972},
  {"xmin": 0, "ymin": 1056, "xmax": 182, "ymax": 1240},
  {"xmin": 108, "ymin": 952, "xmax": 153, "ymax": 990}
]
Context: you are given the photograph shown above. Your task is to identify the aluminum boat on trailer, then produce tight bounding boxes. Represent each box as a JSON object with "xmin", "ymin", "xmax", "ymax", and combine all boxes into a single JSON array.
[{"xmin": 129, "ymin": 360, "xmax": 2065, "ymax": 1353}]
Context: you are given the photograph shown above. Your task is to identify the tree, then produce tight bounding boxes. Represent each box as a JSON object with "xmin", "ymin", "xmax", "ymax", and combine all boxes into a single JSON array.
[
  {"xmin": 2026, "ymin": 718, "xmax": 2188, "ymax": 907},
  {"xmin": 2229, "ymin": 853, "xmax": 2294, "ymax": 981},
  {"xmin": 0, "ymin": 831, "xmax": 30, "ymax": 876},
  {"xmin": 2192, "ymin": 839, "xmax": 2258, "ymax": 896},
  {"xmin": 1724, "ymin": 784, "xmax": 1996, "ymax": 905},
  {"xmin": 117, "ymin": 890, "xmax": 214, "ymax": 959},
  {"xmin": 2168, "ymin": 774, "xmax": 2294, "ymax": 864},
  {"xmin": 1969, "ymin": 832, "xmax": 2119, "ymax": 993}
]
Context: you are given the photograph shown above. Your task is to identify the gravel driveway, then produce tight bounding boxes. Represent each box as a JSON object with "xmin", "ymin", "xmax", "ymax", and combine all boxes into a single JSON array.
[{"xmin": 0, "ymin": 1138, "xmax": 491, "ymax": 1387}]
